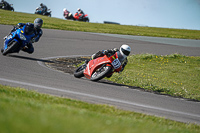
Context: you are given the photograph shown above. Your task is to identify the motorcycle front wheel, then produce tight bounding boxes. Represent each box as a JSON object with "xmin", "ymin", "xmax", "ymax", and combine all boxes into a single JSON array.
[
  {"xmin": 2, "ymin": 40, "xmax": 19, "ymax": 56},
  {"xmin": 74, "ymin": 64, "xmax": 87, "ymax": 78},
  {"xmin": 90, "ymin": 65, "xmax": 112, "ymax": 81}
]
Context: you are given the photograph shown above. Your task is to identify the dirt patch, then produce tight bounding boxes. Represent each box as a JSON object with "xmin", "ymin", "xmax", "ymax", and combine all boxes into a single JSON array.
[{"xmin": 44, "ymin": 56, "xmax": 90, "ymax": 74}]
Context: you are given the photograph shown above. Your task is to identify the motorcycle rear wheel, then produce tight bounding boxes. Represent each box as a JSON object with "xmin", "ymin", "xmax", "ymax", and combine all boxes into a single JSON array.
[
  {"xmin": 90, "ymin": 65, "xmax": 112, "ymax": 81},
  {"xmin": 2, "ymin": 40, "xmax": 19, "ymax": 56},
  {"xmin": 84, "ymin": 18, "xmax": 89, "ymax": 22},
  {"xmin": 74, "ymin": 64, "xmax": 86, "ymax": 78}
]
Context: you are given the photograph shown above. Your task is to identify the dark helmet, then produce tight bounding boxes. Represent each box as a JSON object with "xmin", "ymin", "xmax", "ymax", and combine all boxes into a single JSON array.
[
  {"xmin": 40, "ymin": 3, "xmax": 43, "ymax": 6},
  {"xmin": 34, "ymin": 18, "xmax": 43, "ymax": 29},
  {"xmin": 25, "ymin": 23, "xmax": 34, "ymax": 35}
]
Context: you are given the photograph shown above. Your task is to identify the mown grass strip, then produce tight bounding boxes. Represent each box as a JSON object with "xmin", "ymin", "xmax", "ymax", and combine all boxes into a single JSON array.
[
  {"xmin": 107, "ymin": 54, "xmax": 200, "ymax": 101},
  {"xmin": 0, "ymin": 9, "xmax": 200, "ymax": 39},
  {"xmin": 0, "ymin": 85, "xmax": 200, "ymax": 133}
]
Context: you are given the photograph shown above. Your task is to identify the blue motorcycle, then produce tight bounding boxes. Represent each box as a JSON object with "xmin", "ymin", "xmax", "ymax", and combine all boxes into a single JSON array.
[
  {"xmin": 35, "ymin": 7, "xmax": 51, "ymax": 17},
  {"xmin": 2, "ymin": 25, "xmax": 35, "ymax": 56}
]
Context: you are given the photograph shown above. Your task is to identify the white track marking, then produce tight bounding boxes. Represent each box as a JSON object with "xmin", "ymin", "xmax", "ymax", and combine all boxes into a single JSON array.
[{"xmin": 0, "ymin": 77, "xmax": 200, "ymax": 119}]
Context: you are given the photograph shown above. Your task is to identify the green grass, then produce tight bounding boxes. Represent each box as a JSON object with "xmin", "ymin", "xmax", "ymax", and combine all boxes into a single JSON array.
[
  {"xmin": 1, "ymin": 9, "xmax": 200, "ymax": 132},
  {"xmin": 0, "ymin": 9, "xmax": 200, "ymax": 39},
  {"xmin": 107, "ymin": 54, "xmax": 200, "ymax": 101},
  {"xmin": 0, "ymin": 85, "xmax": 200, "ymax": 133}
]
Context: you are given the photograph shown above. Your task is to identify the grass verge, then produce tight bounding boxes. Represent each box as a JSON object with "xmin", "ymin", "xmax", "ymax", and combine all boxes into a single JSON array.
[
  {"xmin": 1, "ymin": 9, "xmax": 200, "ymax": 132},
  {"xmin": 106, "ymin": 54, "xmax": 200, "ymax": 101},
  {"xmin": 0, "ymin": 85, "xmax": 200, "ymax": 133},
  {"xmin": 0, "ymin": 9, "xmax": 200, "ymax": 39}
]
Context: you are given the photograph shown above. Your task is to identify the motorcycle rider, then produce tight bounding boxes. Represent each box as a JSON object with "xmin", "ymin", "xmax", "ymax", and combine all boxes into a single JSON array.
[
  {"xmin": 63, "ymin": 8, "xmax": 73, "ymax": 20},
  {"xmin": 77, "ymin": 8, "xmax": 84, "ymax": 14},
  {"xmin": 63, "ymin": 8, "xmax": 69, "ymax": 18},
  {"xmin": 0, "ymin": 0, "xmax": 9, "ymax": 9},
  {"xmin": 88, "ymin": 44, "xmax": 131, "ymax": 76},
  {"xmin": 40, "ymin": 3, "xmax": 47, "ymax": 15},
  {"xmin": 75, "ymin": 8, "xmax": 84, "ymax": 20},
  {"xmin": 2, "ymin": 18, "xmax": 43, "ymax": 54}
]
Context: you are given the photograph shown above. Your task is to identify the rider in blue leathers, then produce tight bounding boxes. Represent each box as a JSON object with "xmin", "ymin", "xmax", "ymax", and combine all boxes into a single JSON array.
[
  {"xmin": 2, "ymin": 18, "xmax": 43, "ymax": 54},
  {"xmin": 40, "ymin": 3, "xmax": 47, "ymax": 15}
]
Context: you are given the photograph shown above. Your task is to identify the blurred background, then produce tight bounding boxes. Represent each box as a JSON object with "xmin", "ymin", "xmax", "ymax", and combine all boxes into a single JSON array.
[{"xmin": 3, "ymin": 0, "xmax": 200, "ymax": 30}]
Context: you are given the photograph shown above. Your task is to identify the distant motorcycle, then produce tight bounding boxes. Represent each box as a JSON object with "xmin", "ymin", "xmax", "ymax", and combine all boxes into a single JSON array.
[
  {"xmin": 35, "ymin": 7, "xmax": 51, "ymax": 17},
  {"xmin": 0, "ymin": 3, "xmax": 14, "ymax": 11},
  {"xmin": 74, "ymin": 52, "xmax": 122, "ymax": 81},
  {"xmin": 73, "ymin": 13, "xmax": 89, "ymax": 22},
  {"xmin": 1, "ymin": 25, "xmax": 35, "ymax": 56},
  {"xmin": 64, "ymin": 12, "xmax": 75, "ymax": 20}
]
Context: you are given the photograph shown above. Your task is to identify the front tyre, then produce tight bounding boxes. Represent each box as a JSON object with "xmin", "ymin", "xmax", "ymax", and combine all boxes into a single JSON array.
[
  {"xmin": 90, "ymin": 65, "xmax": 112, "ymax": 81},
  {"xmin": 2, "ymin": 40, "xmax": 19, "ymax": 56},
  {"xmin": 74, "ymin": 64, "xmax": 86, "ymax": 78}
]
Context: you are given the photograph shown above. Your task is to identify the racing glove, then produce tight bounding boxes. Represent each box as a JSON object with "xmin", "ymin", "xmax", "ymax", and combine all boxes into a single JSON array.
[{"xmin": 113, "ymin": 48, "xmax": 118, "ymax": 52}]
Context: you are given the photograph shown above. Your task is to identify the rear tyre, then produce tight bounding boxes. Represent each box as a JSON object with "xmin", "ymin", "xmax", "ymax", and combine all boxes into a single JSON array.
[
  {"xmin": 84, "ymin": 18, "xmax": 89, "ymax": 22},
  {"xmin": 2, "ymin": 40, "xmax": 19, "ymax": 56},
  {"xmin": 74, "ymin": 64, "xmax": 87, "ymax": 78},
  {"xmin": 90, "ymin": 65, "xmax": 112, "ymax": 81}
]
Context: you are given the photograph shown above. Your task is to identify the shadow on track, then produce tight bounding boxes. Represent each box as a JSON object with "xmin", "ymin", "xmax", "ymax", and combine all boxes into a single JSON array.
[
  {"xmin": 97, "ymin": 80, "xmax": 199, "ymax": 102},
  {"xmin": 98, "ymin": 80, "xmax": 143, "ymax": 90},
  {"xmin": 8, "ymin": 55, "xmax": 54, "ymax": 63}
]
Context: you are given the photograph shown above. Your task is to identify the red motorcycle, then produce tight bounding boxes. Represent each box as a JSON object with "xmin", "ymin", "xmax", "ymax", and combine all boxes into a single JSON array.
[
  {"xmin": 73, "ymin": 13, "xmax": 89, "ymax": 22},
  {"xmin": 74, "ymin": 52, "xmax": 122, "ymax": 81}
]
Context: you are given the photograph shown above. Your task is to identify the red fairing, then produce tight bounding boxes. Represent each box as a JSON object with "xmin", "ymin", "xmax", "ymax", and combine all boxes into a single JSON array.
[
  {"xmin": 73, "ymin": 13, "xmax": 79, "ymax": 20},
  {"xmin": 74, "ymin": 13, "xmax": 88, "ymax": 20},
  {"xmin": 83, "ymin": 52, "xmax": 122, "ymax": 79},
  {"xmin": 84, "ymin": 55, "xmax": 111, "ymax": 79}
]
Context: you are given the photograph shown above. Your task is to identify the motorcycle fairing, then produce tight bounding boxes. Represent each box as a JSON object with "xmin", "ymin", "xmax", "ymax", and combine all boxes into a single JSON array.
[
  {"xmin": 83, "ymin": 52, "xmax": 122, "ymax": 79},
  {"xmin": 74, "ymin": 13, "xmax": 88, "ymax": 20},
  {"xmin": 84, "ymin": 55, "xmax": 111, "ymax": 79},
  {"xmin": 4, "ymin": 25, "xmax": 35, "ymax": 51}
]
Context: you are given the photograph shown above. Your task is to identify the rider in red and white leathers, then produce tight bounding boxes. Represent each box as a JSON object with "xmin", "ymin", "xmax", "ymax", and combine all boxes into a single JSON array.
[{"xmin": 90, "ymin": 44, "xmax": 131, "ymax": 75}]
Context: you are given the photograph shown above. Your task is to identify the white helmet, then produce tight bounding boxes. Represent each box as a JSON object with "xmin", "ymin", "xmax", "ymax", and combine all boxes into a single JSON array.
[
  {"xmin": 63, "ymin": 8, "xmax": 67, "ymax": 12},
  {"xmin": 119, "ymin": 44, "xmax": 131, "ymax": 58},
  {"xmin": 77, "ymin": 8, "xmax": 81, "ymax": 11}
]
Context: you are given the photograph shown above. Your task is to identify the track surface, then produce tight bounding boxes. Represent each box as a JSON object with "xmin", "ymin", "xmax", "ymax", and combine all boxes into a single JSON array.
[{"xmin": 0, "ymin": 25, "xmax": 200, "ymax": 124}]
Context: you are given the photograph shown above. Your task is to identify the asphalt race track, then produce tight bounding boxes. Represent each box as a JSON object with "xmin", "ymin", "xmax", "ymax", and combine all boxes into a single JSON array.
[{"xmin": 0, "ymin": 24, "xmax": 200, "ymax": 124}]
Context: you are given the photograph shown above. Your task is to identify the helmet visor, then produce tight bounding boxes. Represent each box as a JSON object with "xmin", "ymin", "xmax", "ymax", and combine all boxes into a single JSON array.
[
  {"xmin": 121, "ymin": 48, "xmax": 130, "ymax": 56},
  {"xmin": 34, "ymin": 23, "xmax": 42, "ymax": 29}
]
